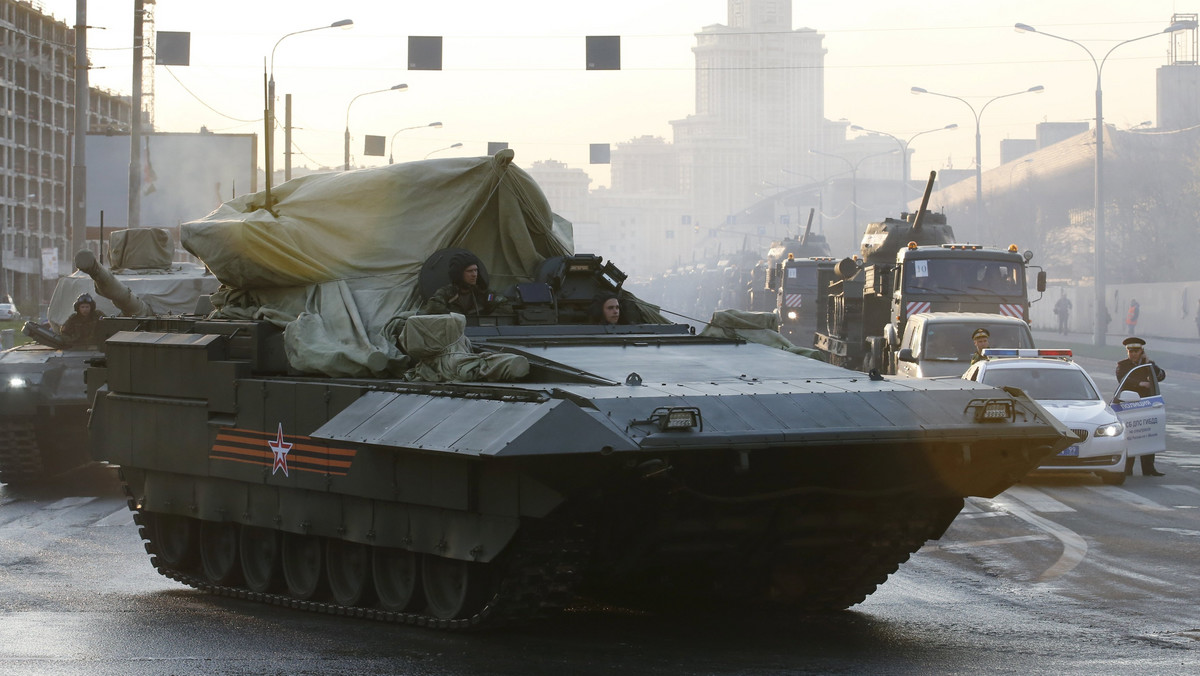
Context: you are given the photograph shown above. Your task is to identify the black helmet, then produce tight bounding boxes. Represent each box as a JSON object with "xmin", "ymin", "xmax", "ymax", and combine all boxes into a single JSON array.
[{"xmin": 74, "ymin": 293, "xmax": 96, "ymax": 312}]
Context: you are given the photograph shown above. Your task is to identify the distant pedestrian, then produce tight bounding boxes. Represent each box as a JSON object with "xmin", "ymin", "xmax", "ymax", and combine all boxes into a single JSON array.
[
  {"xmin": 1053, "ymin": 291, "xmax": 1072, "ymax": 335},
  {"xmin": 1194, "ymin": 299, "xmax": 1200, "ymax": 340},
  {"xmin": 1125, "ymin": 299, "xmax": 1140, "ymax": 337},
  {"xmin": 1116, "ymin": 336, "xmax": 1166, "ymax": 477}
]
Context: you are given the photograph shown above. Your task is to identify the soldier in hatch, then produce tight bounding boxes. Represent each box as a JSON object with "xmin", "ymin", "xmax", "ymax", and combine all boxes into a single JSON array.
[
  {"xmin": 421, "ymin": 252, "xmax": 508, "ymax": 316},
  {"xmin": 60, "ymin": 293, "xmax": 105, "ymax": 347}
]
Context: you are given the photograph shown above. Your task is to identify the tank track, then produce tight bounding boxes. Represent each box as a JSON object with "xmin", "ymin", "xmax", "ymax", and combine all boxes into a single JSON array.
[
  {"xmin": 782, "ymin": 498, "xmax": 958, "ymax": 611},
  {"xmin": 0, "ymin": 419, "xmax": 42, "ymax": 486},
  {"xmin": 116, "ymin": 479, "xmax": 585, "ymax": 631}
]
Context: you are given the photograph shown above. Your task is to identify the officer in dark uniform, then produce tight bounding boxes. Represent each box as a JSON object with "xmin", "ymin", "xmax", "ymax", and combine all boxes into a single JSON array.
[
  {"xmin": 420, "ymin": 251, "xmax": 508, "ymax": 316},
  {"xmin": 60, "ymin": 293, "xmax": 105, "ymax": 348},
  {"xmin": 970, "ymin": 327, "xmax": 990, "ymax": 364},
  {"xmin": 1116, "ymin": 336, "xmax": 1166, "ymax": 476}
]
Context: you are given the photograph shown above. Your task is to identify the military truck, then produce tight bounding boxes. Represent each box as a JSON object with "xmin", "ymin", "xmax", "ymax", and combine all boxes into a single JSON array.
[
  {"xmin": 757, "ymin": 209, "xmax": 834, "ymax": 346},
  {"xmin": 0, "ymin": 229, "xmax": 217, "ymax": 485},
  {"xmin": 86, "ymin": 152, "xmax": 1071, "ymax": 629},
  {"xmin": 814, "ymin": 173, "xmax": 1046, "ymax": 373}
]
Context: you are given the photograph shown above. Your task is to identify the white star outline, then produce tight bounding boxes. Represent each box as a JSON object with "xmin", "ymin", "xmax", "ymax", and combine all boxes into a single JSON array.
[{"xmin": 268, "ymin": 422, "xmax": 293, "ymax": 477}]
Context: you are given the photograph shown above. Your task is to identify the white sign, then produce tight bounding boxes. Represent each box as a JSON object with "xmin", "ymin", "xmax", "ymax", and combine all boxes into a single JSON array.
[{"xmin": 41, "ymin": 248, "xmax": 59, "ymax": 280}]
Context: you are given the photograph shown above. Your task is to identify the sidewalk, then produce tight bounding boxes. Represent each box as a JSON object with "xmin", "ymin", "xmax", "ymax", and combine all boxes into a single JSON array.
[{"xmin": 1032, "ymin": 329, "xmax": 1200, "ymax": 374}]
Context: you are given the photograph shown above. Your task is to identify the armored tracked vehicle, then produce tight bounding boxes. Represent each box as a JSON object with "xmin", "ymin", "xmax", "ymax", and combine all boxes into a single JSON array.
[
  {"xmin": 88, "ymin": 153, "xmax": 1073, "ymax": 629},
  {"xmin": 0, "ymin": 229, "xmax": 217, "ymax": 485}
]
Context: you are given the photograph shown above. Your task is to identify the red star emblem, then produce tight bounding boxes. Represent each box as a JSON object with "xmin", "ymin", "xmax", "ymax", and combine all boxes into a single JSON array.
[{"xmin": 268, "ymin": 423, "xmax": 293, "ymax": 477}]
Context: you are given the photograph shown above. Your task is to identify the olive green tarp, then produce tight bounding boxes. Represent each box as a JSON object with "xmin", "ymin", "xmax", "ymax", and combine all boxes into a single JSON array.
[
  {"xmin": 700, "ymin": 309, "xmax": 825, "ymax": 360},
  {"xmin": 181, "ymin": 150, "xmax": 573, "ymax": 377}
]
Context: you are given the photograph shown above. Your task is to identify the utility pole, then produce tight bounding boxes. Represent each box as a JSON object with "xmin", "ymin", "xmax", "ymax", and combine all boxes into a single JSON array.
[
  {"xmin": 128, "ymin": 0, "xmax": 144, "ymax": 229},
  {"xmin": 71, "ymin": 0, "xmax": 88, "ymax": 259}
]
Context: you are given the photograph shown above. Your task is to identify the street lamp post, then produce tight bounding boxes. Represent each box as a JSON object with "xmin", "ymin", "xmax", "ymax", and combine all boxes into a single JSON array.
[
  {"xmin": 424, "ymin": 143, "xmax": 463, "ymax": 160},
  {"xmin": 344, "ymin": 84, "xmax": 408, "ymax": 171},
  {"xmin": 910, "ymin": 85, "xmax": 1044, "ymax": 242},
  {"xmin": 389, "ymin": 122, "xmax": 442, "ymax": 164},
  {"xmin": 1015, "ymin": 19, "xmax": 1196, "ymax": 347},
  {"xmin": 267, "ymin": 20, "xmax": 352, "ymax": 186},
  {"xmin": 809, "ymin": 148, "xmax": 899, "ymax": 246},
  {"xmin": 849, "ymin": 123, "xmax": 958, "ymax": 207}
]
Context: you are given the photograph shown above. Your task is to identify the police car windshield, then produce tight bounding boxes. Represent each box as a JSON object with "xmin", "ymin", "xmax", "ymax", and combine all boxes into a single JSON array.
[
  {"xmin": 980, "ymin": 367, "xmax": 1099, "ymax": 401},
  {"xmin": 905, "ymin": 259, "xmax": 1024, "ymax": 296}
]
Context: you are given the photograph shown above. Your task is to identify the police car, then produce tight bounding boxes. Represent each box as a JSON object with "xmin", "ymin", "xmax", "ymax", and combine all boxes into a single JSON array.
[{"xmin": 962, "ymin": 348, "xmax": 1164, "ymax": 485}]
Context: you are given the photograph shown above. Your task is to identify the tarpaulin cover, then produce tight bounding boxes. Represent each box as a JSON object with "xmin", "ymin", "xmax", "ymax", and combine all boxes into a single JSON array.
[
  {"xmin": 108, "ymin": 228, "xmax": 174, "ymax": 270},
  {"xmin": 398, "ymin": 313, "xmax": 529, "ymax": 382},
  {"xmin": 181, "ymin": 150, "xmax": 573, "ymax": 377},
  {"xmin": 699, "ymin": 309, "xmax": 824, "ymax": 360}
]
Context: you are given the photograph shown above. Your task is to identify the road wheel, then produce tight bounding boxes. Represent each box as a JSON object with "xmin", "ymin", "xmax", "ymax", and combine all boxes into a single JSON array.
[
  {"xmin": 1099, "ymin": 471, "xmax": 1126, "ymax": 486},
  {"xmin": 239, "ymin": 526, "xmax": 280, "ymax": 593},
  {"xmin": 421, "ymin": 554, "xmax": 495, "ymax": 620},
  {"xmin": 199, "ymin": 521, "xmax": 240, "ymax": 585},
  {"xmin": 373, "ymin": 547, "xmax": 422, "ymax": 613},
  {"xmin": 326, "ymin": 539, "xmax": 372, "ymax": 607},
  {"xmin": 281, "ymin": 533, "xmax": 326, "ymax": 600},
  {"xmin": 152, "ymin": 513, "xmax": 197, "ymax": 571}
]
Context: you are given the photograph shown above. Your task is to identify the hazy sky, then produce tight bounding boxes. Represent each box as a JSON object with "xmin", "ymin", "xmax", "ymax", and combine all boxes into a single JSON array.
[{"xmin": 38, "ymin": 1, "xmax": 1198, "ymax": 188}]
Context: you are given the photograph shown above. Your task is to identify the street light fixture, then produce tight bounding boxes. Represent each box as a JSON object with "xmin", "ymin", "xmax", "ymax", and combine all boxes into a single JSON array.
[
  {"xmin": 389, "ymin": 122, "xmax": 443, "ymax": 164},
  {"xmin": 910, "ymin": 84, "xmax": 1043, "ymax": 242},
  {"xmin": 424, "ymin": 143, "xmax": 463, "ymax": 160},
  {"xmin": 344, "ymin": 84, "xmax": 408, "ymax": 171},
  {"xmin": 849, "ymin": 123, "xmax": 958, "ymax": 207},
  {"xmin": 809, "ymin": 148, "xmax": 900, "ymax": 246},
  {"xmin": 1015, "ymin": 19, "xmax": 1196, "ymax": 347},
  {"xmin": 266, "ymin": 20, "xmax": 353, "ymax": 190}
]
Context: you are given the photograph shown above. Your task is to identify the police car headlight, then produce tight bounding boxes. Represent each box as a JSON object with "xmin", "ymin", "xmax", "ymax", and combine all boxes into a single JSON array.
[
  {"xmin": 1095, "ymin": 421, "xmax": 1124, "ymax": 437},
  {"xmin": 8, "ymin": 376, "xmax": 27, "ymax": 389},
  {"xmin": 786, "ymin": 311, "xmax": 798, "ymax": 320}
]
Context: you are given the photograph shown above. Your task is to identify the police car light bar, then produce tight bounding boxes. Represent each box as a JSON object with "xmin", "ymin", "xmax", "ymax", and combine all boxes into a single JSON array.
[{"xmin": 981, "ymin": 348, "xmax": 1072, "ymax": 358}]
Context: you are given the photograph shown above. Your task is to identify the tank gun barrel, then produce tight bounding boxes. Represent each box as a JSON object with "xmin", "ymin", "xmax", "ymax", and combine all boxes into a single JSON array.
[
  {"xmin": 799, "ymin": 207, "xmax": 815, "ymax": 246},
  {"xmin": 911, "ymin": 171, "xmax": 936, "ymax": 233},
  {"xmin": 73, "ymin": 249, "xmax": 155, "ymax": 317}
]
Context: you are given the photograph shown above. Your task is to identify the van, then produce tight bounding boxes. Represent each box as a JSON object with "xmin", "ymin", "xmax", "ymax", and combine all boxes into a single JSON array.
[{"xmin": 894, "ymin": 312, "xmax": 1035, "ymax": 378}]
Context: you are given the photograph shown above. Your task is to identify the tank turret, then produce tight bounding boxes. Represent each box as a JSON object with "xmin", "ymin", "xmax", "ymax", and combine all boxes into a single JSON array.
[{"xmin": 74, "ymin": 249, "xmax": 155, "ymax": 317}]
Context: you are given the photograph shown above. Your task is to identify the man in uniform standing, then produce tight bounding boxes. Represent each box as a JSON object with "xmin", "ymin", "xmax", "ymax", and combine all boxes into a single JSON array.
[{"xmin": 1117, "ymin": 336, "xmax": 1166, "ymax": 476}]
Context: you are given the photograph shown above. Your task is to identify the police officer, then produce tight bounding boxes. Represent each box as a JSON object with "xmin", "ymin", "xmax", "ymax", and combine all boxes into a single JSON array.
[
  {"xmin": 60, "ymin": 293, "xmax": 105, "ymax": 347},
  {"xmin": 970, "ymin": 327, "xmax": 990, "ymax": 364},
  {"xmin": 1117, "ymin": 336, "xmax": 1166, "ymax": 476}
]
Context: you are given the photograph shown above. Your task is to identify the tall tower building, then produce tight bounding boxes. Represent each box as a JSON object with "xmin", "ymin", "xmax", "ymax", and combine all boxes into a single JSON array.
[{"xmin": 671, "ymin": 0, "xmax": 830, "ymax": 239}]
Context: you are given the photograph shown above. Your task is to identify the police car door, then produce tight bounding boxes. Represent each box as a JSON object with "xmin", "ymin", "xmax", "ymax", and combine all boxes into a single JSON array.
[{"xmin": 1112, "ymin": 364, "xmax": 1167, "ymax": 457}]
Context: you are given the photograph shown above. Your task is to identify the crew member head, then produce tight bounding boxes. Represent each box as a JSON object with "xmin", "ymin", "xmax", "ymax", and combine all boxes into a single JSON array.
[
  {"xmin": 74, "ymin": 293, "xmax": 96, "ymax": 317},
  {"xmin": 972, "ymin": 327, "xmax": 990, "ymax": 352},
  {"xmin": 1123, "ymin": 336, "xmax": 1146, "ymax": 359},
  {"xmin": 447, "ymin": 252, "xmax": 487, "ymax": 291},
  {"xmin": 600, "ymin": 295, "xmax": 621, "ymax": 325}
]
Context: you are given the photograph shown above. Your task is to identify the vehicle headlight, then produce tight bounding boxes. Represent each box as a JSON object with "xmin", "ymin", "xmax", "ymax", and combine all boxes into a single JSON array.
[
  {"xmin": 8, "ymin": 376, "xmax": 27, "ymax": 389},
  {"xmin": 1095, "ymin": 421, "xmax": 1124, "ymax": 437},
  {"xmin": 786, "ymin": 311, "xmax": 798, "ymax": 320}
]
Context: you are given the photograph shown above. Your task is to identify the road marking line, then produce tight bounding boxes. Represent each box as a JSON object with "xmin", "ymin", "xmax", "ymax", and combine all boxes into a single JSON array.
[
  {"xmin": 1163, "ymin": 484, "xmax": 1200, "ymax": 497},
  {"xmin": 1001, "ymin": 485, "xmax": 1076, "ymax": 513},
  {"xmin": 927, "ymin": 534, "xmax": 1050, "ymax": 551},
  {"xmin": 93, "ymin": 506, "xmax": 135, "ymax": 527},
  {"xmin": 1151, "ymin": 527, "xmax": 1200, "ymax": 537},
  {"xmin": 989, "ymin": 496, "xmax": 1088, "ymax": 582},
  {"xmin": 1084, "ymin": 485, "xmax": 1171, "ymax": 511},
  {"xmin": 956, "ymin": 510, "xmax": 1007, "ymax": 520},
  {"xmin": 47, "ymin": 497, "xmax": 96, "ymax": 510}
]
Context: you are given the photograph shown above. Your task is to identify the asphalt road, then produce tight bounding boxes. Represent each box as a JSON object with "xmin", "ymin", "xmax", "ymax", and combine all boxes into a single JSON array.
[{"xmin": 1, "ymin": 355, "xmax": 1198, "ymax": 675}]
